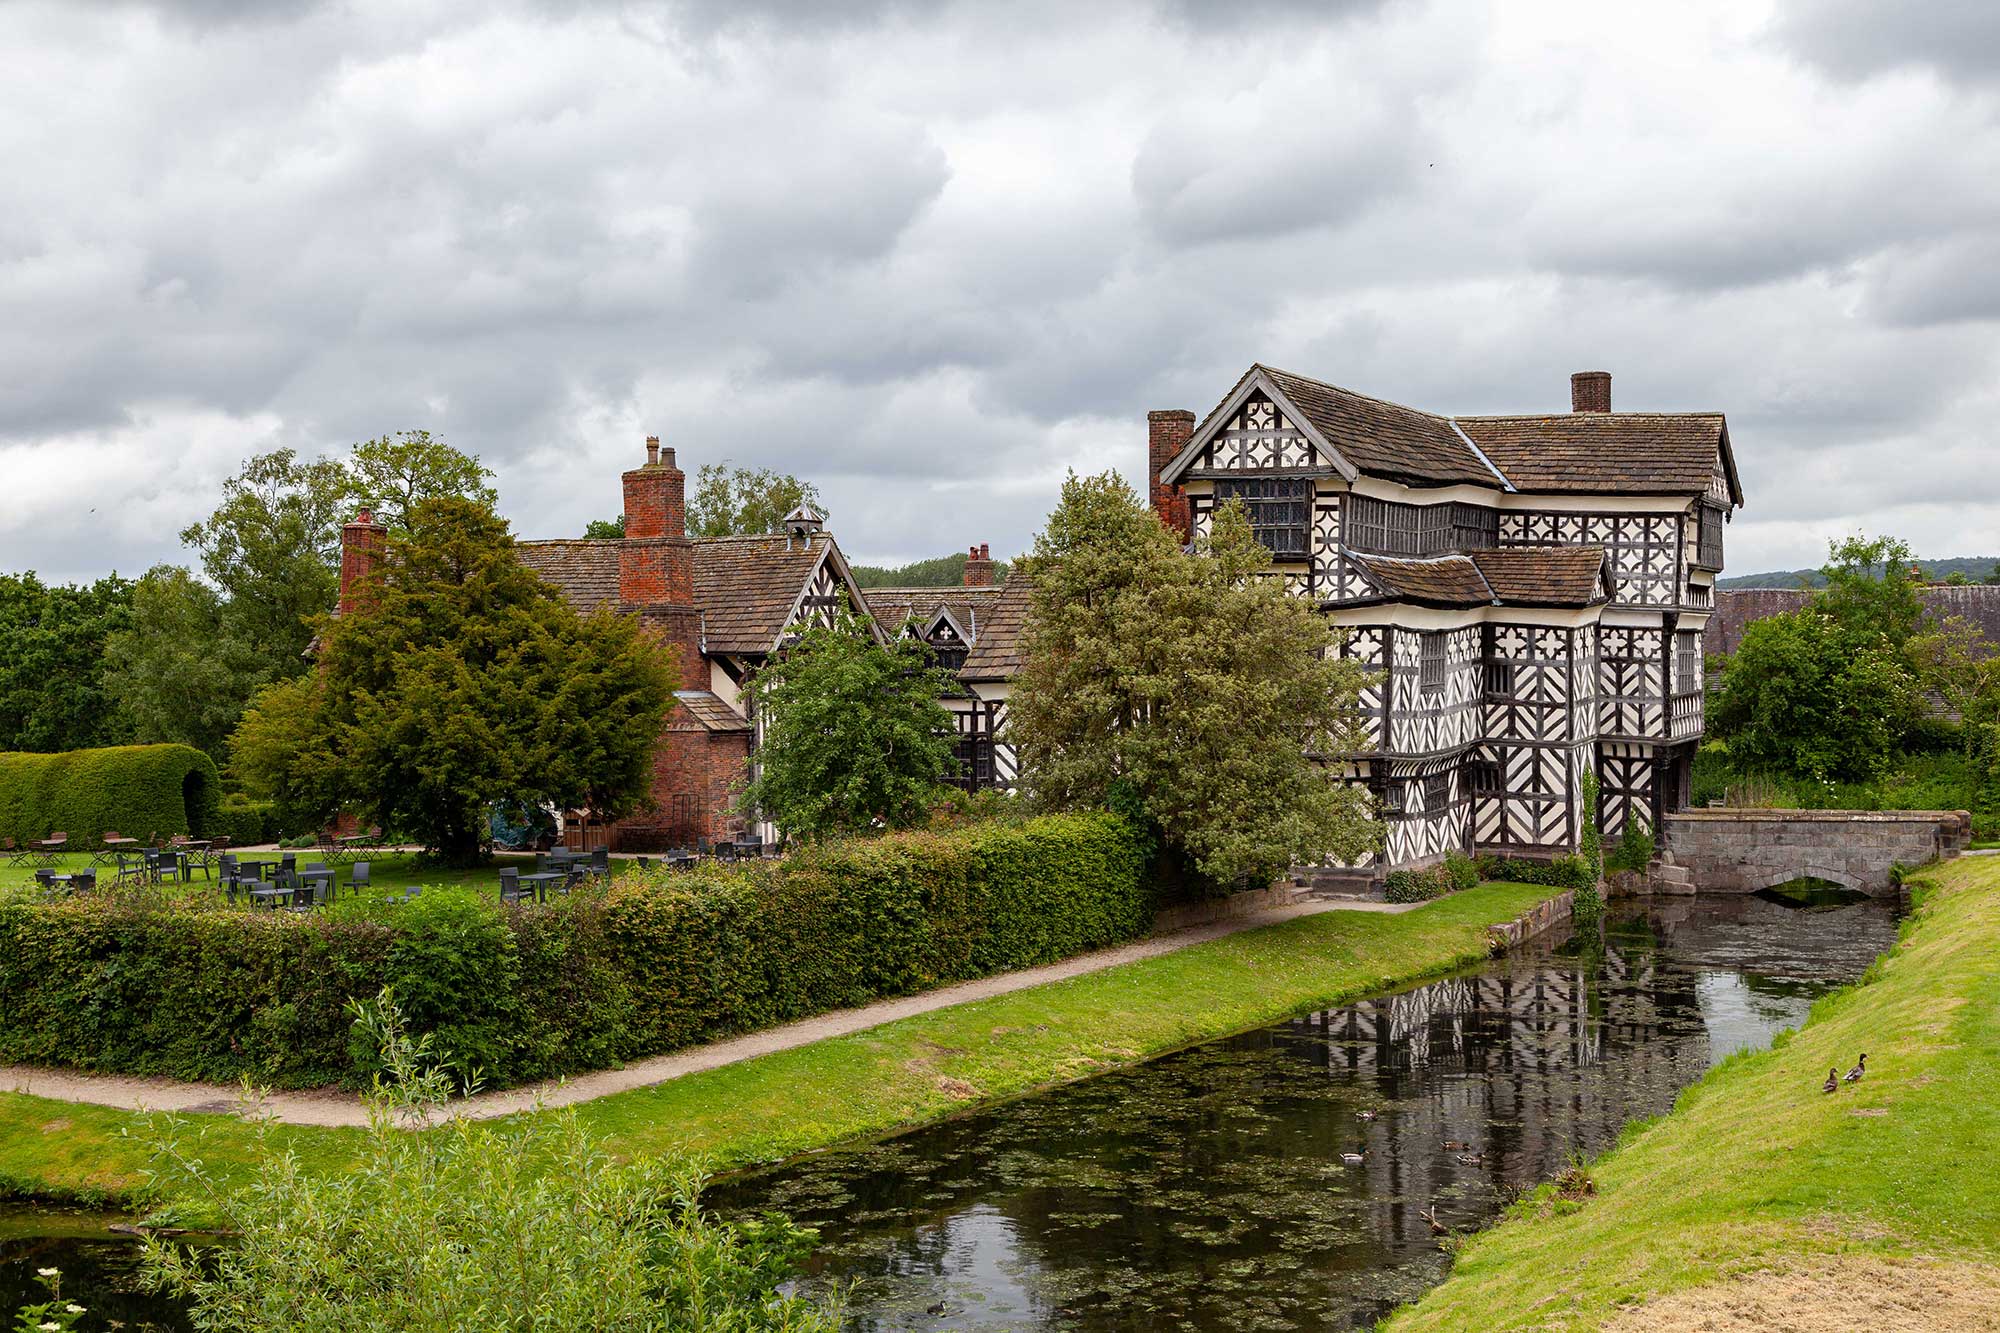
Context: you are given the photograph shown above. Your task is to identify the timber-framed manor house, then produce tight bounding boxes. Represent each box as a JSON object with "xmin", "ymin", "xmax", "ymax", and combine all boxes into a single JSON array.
[
  {"xmin": 1151, "ymin": 366, "xmax": 1741, "ymax": 872},
  {"xmin": 329, "ymin": 365, "xmax": 1738, "ymax": 871}
]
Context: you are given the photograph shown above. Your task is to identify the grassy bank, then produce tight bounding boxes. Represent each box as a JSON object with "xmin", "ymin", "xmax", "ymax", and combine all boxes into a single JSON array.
[
  {"xmin": 0, "ymin": 881, "xmax": 1559, "ymax": 1207},
  {"xmin": 1384, "ymin": 855, "xmax": 2000, "ymax": 1331}
]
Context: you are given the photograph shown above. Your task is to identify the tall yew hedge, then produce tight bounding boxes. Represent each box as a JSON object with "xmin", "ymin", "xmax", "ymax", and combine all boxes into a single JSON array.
[
  {"xmin": 0, "ymin": 813, "xmax": 1149, "ymax": 1089},
  {"xmin": 0, "ymin": 744, "xmax": 222, "ymax": 845}
]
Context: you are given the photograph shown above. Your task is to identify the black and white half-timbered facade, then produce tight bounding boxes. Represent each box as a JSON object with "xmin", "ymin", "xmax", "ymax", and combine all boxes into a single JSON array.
[
  {"xmin": 1154, "ymin": 366, "xmax": 1741, "ymax": 873},
  {"xmin": 861, "ymin": 545, "xmax": 1019, "ymax": 794}
]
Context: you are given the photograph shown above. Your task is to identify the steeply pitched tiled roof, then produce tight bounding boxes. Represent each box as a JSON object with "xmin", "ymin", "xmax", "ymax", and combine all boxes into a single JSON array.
[
  {"xmin": 861, "ymin": 586, "xmax": 1009, "ymax": 640},
  {"xmin": 1346, "ymin": 553, "xmax": 1493, "ymax": 607},
  {"xmin": 1469, "ymin": 547, "xmax": 1608, "ymax": 606},
  {"xmin": 516, "ymin": 533, "xmax": 846, "ymax": 657},
  {"xmin": 1454, "ymin": 413, "xmax": 1732, "ymax": 498},
  {"xmin": 674, "ymin": 690, "xmax": 751, "ymax": 733},
  {"xmin": 693, "ymin": 533, "xmax": 838, "ymax": 656},
  {"xmin": 516, "ymin": 540, "xmax": 619, "ymax": 612},
  {"xmin": 1170, "ymin": 363, "xmax": 1740, "ymax": 499},
  {"xmin": 959, "ymin": 574, "xmax": 1033, "ymax": 683},
  {"xmin": 1347, "ymin": 547, "xmax": 1609, "ymax": 608},
  {"xmin": 1257, "ymin": 365, "xmax": 1499, "ymax": 486}
]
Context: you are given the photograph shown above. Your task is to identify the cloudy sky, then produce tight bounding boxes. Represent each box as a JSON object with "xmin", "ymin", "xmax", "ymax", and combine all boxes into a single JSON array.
[{"xmin": 4, "ymin": 0, "xmax": 1998, "ymax": 583}]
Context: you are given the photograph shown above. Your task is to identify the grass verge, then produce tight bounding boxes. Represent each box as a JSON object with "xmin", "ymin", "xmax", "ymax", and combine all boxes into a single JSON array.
[
  {"xmin": 1, "ymin": 881, "xmax": 1559, "ymax": 1208},
  {"xmin": 1382, "ymin": 855, "xmax": 2000, "ymax": 1332}
]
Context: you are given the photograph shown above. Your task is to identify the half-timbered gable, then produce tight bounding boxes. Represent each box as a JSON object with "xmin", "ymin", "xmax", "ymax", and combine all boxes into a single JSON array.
[
  {"xmin": 1144, "ymin": 365, "xmax": 1741, "ymax": 879},
  {"xmin": 860, "ymin": 583, "xmax": 1013, "ymax": 792}
]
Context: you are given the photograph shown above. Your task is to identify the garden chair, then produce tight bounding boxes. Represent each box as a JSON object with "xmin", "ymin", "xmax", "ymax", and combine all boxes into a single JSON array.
[
  {"xmin": 715, "ymin": 841, "xmax": 738, "ymax": 865},
  {"xmin": 113, "ymin": 852, "xmax": 147, "ymax": 888},
  {"xmin": 498, "ymin": 867, "xmax": 528, "ymax": 904},
  {"xmin": 590, "ymin": 847, "xmax": 611, "ymax": 880},
  {"xmin": 1, "ymin": 838, "xmax": 29, "ymax": 867},
  {"xmin": 92, "ymin": 831, "xmax": 128, "ymax": 866},
  {"xmin": 349, "ymin": 861, "xmax": 372, "ymax": 895},
  {"xmin": 33, "ymin": 832, "xmax": 68, "ymax": 866},
  {"xmin": 71, "ymin": 869, "xmax": 95, "ymax": 894},
  {"xmin": 217, "ymin": 853, "xmax": 239, "ymax": 891},
  {"xmin": 301, "ymin": 861, "xmax": 334, "ymax": 902},
  {"xmin": 635, "ymin": 855, "xmax": 651, "ymax": 871}
]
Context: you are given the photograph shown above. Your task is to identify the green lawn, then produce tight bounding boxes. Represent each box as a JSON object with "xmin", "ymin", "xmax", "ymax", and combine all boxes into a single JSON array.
[
  {"xmin": 0, "ymin": 881, "xmax": 1560, "ymax": 1209},
  {"xmin": 1383, "ymin": 855, "xmax": 2000, "ymax": 1331}
]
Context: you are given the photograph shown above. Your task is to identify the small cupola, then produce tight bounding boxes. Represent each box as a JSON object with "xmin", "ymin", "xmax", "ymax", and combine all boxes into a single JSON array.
[{"xmin": 783, "ymin": 504, "xmax": 825, "ymax": 546}]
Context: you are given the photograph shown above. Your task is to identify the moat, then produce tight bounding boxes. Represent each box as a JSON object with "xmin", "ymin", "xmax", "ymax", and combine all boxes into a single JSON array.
[{"xmin": 2, "ymin": 891, "xmax": 1901, "ymax": 1331}]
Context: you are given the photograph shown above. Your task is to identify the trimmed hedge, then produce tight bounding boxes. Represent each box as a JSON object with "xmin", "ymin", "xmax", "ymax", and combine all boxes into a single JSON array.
[
  {"xmin": 1384, "ymin": 851, "xmax": 1480, "ymax": 904},
  {"xmin": 215, "ymin": 795, "xmax": 279, "ymax": 848},
  {"xmin": 0, "ymin": 744, "xmax": 221, "ymax": 846},
  {"xmin": 0, "ymin": 812, "xmax": 1149, "ymax": 1090},
  {"xmin": 1476, "ymin": 852, "xmax": 1598, "ymax": 892}
]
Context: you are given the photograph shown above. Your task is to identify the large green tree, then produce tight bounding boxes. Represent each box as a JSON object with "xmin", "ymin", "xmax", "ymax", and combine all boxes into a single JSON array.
[
  {"xmin": 742, "ymin": 617, "xmax": 959, "ymax": 840},
  {"xmin": 0, "ymin": 571, "xmax": 134, "ymax": 751},
  {"xmin": 344, "ymin": 429, "xmax": 498, "ymax": 531},
  {"xmin": 1008, "ymin": 473, "xmax": 1375, "ymax": 887},
  {"xmin": 102, "ymin": 565, "xmax": 267, "ymax": 757},
  {"xmin": 688, "ymin": 464, "xmax": 825, "ymax": 538},
  {"xmin": 231, "ymin": 497, "xmax": 674, "ymax": 864},
  {"xmin": 179, "ymin": 448, "xmax": 352, "ymax": 669},
  {"xmin": 1711, "ymin": 532, "xmax": 1936, "ymax": 782}
]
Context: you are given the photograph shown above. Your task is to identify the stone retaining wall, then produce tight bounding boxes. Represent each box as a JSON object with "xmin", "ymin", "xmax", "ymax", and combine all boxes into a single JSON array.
[
  {"xmin": 1661, "ymin": 809, "xmax": 1971, "ymax": 897},
  {"xmin": 1487, "ymin": 890, "xmax": 1575, "ymax": 953}
]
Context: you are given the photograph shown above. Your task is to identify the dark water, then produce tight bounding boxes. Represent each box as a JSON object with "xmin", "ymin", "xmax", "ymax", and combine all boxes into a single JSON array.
[
  {"xmin": 708, "ymin": 893, "xmax": 1901, "ymax": 1331},
  {"xmin": 0, "ymin": 1210, "xmax": 189, "ymax": 1331},
  {"xmin": 2, "ymin": 893, "xmax": 1898, "ymax": 1332}
]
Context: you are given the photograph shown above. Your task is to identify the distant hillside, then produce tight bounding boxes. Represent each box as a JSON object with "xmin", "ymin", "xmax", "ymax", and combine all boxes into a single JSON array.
[
  {"xmin": 1719, "ymin": 556, "xmax": 2000, "ymax": 590},
  {"xmin": 849, "ymin": 551, "xmax": 1011, "ymax": 589}
]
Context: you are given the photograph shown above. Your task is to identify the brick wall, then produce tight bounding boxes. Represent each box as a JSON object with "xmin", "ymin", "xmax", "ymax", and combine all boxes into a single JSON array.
[
  {"xmin": 1148, "ymin": 409, "xmax": 1193, "ymax": 541},
  {"xmin": 1706, "ymin": 584, "xmax": 2000, "ymax": 658}
]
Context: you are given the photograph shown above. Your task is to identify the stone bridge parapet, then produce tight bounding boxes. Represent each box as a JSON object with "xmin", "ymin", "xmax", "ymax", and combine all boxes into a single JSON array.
[{"xmin": 1661, "ymin": 809, "xmax": 1972, "ymax": 897}]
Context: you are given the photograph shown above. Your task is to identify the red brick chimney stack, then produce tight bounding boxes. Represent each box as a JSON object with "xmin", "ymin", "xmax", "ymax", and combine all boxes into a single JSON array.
[
  {"xmin": 963, "ymin": 542, "xmax": 995, "ymax": 588},
  {"xmin": 337, "ymin": 504, "xmax": 388, "ymax": 617},
  {"xmin": 1148, "ymin": 409, "xmax": 1194, "ymax": 541},
  {"xmin": 619, "ymin": 434, "xmax": 705, "ymax": 688},
  {"xmin": 1571, "ymin": 371, "xmax": 1612, "ymax": 413}
]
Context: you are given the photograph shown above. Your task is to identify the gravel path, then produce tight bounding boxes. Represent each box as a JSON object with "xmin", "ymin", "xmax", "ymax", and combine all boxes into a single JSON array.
[{"xmin": 2, "ymin": 897, "xmax": 1411, "ymax": 1129}]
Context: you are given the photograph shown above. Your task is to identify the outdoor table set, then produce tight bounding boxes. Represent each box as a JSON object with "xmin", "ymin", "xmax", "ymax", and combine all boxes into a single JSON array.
[{"xmin": 224, "ymin": 856, "xmax": 379, "ymax": 911}]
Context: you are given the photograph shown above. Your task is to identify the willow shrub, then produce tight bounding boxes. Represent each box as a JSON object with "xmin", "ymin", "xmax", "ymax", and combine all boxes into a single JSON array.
[
  {"xmin": 140, "ymin": 996, "xmax": 839, "ymax": 1333},
  {"xmin": 0, "ymin": 812, "xmax": 1149, "ymax": 1090}
]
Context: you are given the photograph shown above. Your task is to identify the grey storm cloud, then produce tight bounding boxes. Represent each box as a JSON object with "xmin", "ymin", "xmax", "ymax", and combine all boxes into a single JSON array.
[
  {"xmin": 1, "ymin": 0, "xmax": 1998, "ymax": 587},
  {"xmin": 1768, "ymin": 0, "xmax": 2000, "ymax": 85}
]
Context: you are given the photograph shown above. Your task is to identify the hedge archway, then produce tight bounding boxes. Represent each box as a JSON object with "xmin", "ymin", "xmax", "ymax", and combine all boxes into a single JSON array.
[{"xmin": 0, "ymin": 744, "xmax": 223, "ymax": 846}]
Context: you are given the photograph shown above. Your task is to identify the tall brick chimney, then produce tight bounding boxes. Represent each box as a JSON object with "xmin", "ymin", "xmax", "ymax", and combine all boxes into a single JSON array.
[
  {"xmin": 619, "ymin": 435, "xmax": 706, "ymax": 689},
  {"xmin": 1571, "ymin": 371, "xmax": 1612, "ymax": 413},
  {"xmin": 1148, "ymin": 409, "xmax": 1194, "ymax": 541},
  {"xmin": 337, "ymin": 504, "xmax": 388, "ymax": 617},
  {"xmin": 963, "ymin": 542, "xmax": 995, "ymax": 588}
]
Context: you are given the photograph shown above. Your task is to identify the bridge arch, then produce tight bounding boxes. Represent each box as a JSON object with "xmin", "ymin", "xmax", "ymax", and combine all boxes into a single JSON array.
[{"xmin": 1660, "ymin": 810, "xmax": 1969, "ymax": 899}]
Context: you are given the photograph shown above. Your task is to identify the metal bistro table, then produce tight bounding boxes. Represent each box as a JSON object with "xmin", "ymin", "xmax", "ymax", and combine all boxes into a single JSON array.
[{"xmin": 519, "ymin": 871, "xmax": 566, "ymax": 903}]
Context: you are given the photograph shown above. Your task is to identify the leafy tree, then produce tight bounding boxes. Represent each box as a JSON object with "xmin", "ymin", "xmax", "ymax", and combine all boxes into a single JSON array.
[
  {"xmin": 344, "ymin": 429, "xmax": 497, "ymax": 531},
  {"xmin": 179, "ymin": 448, "xmax": 351, "ymax": 670},
  {"xmin": 1710, "ymin": 608, "xmax": 1924, "ymax": 781},
  {"xmin": 584, "ymin": 515, "xmax": 628, "ymax": 539},
  {"xmin": 0, "ymin": 571, "xmax": 134, "ymax": 751},
  {"xmin": 231, "ymin": 497, "xmax": 674, "ymax": 864},
  {"xmin": 140, "ymin": 992, "xmax": 838, "ymax": 1332},
  {"xmin": 849, "ymin": 551, "xmax": 1010, "ymax": 589},
  {"xmin": 1008, "ymin": 473, "xmax": 1375, "ymax": 887},
  {"xmin": 1816, "ymin": 532, "xmax": 1927, "ymax": 646},
  {"xmin": 688, "ymin": 463, "xmax": 825, "ymax": 538},
  {"xmin": 742, "ymin": 617, "xmax": 959, "ymax": 839},
  {"xmin": 101, "ymin": 565, "xmax": 266, "ymax": 758}
]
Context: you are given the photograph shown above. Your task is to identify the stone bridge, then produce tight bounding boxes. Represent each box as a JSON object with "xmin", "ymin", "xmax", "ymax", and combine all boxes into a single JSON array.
[{"xmin": 1660, "ymin": 809, "xmax": 1973, "ymax": 897}]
